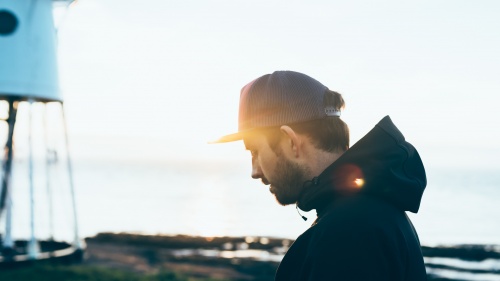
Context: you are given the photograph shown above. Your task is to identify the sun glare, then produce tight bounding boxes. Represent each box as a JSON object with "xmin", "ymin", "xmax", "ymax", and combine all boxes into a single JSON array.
[{"xmin": 354, "ymin": 178, "xmax": 364, "ymax": 188}]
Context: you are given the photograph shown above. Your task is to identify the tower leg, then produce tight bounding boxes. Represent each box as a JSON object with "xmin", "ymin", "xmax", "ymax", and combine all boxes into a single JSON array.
[
  {"xmin": 27, "ymin": 100, "xmax": 39, "ymax": 259},
  {"xmin": 44, "ymin": 103, "xmax": 55, "ymax": 241},
  {"xmin": 60, "ymin": 102, "xmax": 82, "ymax": 249},
  {"xmin": 1, "ymin": 99, "xmax": 18, "ymax": 257}
]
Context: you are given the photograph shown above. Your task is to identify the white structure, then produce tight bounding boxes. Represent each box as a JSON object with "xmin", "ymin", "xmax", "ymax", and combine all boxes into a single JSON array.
[
  {"xmin": 0, "ymin": 0, "xmax": 80, "ymax": 262},
  {"xmin": 0, "ymin": 0, "xmax": 61, "ymax": 102}
]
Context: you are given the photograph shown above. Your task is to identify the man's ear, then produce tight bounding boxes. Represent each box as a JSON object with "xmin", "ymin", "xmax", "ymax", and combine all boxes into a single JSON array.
[{"xmin": 279, "ymin": 125, "xmax": 301, "ymax": 158}]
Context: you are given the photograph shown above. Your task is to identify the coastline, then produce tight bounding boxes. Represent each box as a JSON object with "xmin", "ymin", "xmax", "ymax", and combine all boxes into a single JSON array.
[
  {"xmin": 82, "ymin": 232, "xmax": 500, "ymax": 281},
  {"xmin": 1, "ymin": 232, "xmax": 498, "ymax": 280}
]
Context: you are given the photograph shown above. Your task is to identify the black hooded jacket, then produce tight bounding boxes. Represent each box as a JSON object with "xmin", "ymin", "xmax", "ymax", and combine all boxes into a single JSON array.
[{"xmin": 275, "ymin": 116, "xmax": 427, "ymax": 281}]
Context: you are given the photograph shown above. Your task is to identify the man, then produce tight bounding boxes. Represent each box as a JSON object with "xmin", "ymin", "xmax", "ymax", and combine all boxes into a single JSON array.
[{"xmin": 212, "ymin": 71, "xmax": 427, "ymax": 280}]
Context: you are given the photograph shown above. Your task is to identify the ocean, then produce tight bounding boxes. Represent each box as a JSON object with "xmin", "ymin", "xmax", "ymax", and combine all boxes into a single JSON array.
[
  {"xmin": 4, "ymin": 156, "xmax": 500, "ymax": 247},
  {"xmin": 3, "ymin": 154, "xmax": 500, "ymax": 280}
]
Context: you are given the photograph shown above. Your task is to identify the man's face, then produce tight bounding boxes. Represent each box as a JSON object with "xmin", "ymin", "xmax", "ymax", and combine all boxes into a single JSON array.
[{"xmin": 244, "ymin": 133, "xmax": 310, "ymax": 206}]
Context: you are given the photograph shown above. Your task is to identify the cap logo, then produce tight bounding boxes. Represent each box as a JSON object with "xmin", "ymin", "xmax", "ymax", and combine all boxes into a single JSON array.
[{"xmin": 325, "ymin": 107, "xmax": 341, "ymax": 117}]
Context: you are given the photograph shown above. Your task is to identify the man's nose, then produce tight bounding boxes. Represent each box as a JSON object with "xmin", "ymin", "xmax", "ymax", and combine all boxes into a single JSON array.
[{"xmin": 251, "ymin": 161, "xmax": 262, "ymax": 179}]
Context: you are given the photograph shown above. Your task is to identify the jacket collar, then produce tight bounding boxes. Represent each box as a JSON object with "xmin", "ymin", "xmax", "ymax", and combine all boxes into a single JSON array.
[{"xmin": 296, "ymin": 116, "xmax": 427, "ymax": 219}]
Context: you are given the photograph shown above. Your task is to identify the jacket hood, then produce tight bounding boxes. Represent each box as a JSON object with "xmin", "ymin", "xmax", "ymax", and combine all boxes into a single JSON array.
[{"xmin": 297, "ymin": 116, "xmax": 426, "ymax": 214}]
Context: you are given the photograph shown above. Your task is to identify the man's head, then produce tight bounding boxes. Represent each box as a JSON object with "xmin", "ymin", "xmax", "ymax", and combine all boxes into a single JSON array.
[{"xmin": 213, "ymin": 71, "xmax": 349, "ymax": 205}]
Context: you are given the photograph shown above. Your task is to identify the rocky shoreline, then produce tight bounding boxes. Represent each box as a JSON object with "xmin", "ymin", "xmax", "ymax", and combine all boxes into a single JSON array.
[{"xmin": 82, "ymin": 233, "xmax": 500, "ymax": 281}]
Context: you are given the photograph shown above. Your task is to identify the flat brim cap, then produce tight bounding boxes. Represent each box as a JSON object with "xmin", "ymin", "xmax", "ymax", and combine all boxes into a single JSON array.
[{"xmin": 211, "ymin": 71, "xmax": 332, "ymax": 143}]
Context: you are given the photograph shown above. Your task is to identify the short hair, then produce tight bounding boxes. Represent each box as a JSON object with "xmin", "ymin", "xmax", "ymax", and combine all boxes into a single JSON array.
[{"xmin": 262, "ymin": 89, "xmax": 349, "ymax": 154}]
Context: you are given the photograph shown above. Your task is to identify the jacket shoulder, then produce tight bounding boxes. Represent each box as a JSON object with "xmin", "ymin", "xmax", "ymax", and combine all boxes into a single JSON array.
[{"xmin": 302, "ymin": 196, "xmax": 419, "ymax": 280}]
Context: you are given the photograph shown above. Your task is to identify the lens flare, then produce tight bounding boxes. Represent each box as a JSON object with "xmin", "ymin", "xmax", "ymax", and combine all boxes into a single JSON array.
[{"xmin": 354, "ymin": 178, "xmax": 364, "ymax": 188}]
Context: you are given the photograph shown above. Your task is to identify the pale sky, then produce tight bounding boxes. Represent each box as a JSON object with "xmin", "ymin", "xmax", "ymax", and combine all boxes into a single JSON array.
[
  {"xmin": 2, "ymin": 0, "xmax": 499, "ymax": 244},
  {"xmin": 56, "ymin": 0, "xmax": 500, "ymax": 169}
]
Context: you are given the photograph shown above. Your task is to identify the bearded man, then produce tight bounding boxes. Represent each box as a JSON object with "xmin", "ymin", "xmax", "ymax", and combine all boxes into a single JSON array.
[{"xmin": 212, "ymin": 71, "xmax": 427, "ymax": 281}]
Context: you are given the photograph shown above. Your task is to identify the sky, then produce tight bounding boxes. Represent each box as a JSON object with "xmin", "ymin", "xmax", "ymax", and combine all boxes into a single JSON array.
[
  {"xmin": 53, "ymin": 0, "xmax": 500, "ymax": 170},
  {"xmin": 1, "ymin": 0, "xmax": 500, "ymax": 245}
]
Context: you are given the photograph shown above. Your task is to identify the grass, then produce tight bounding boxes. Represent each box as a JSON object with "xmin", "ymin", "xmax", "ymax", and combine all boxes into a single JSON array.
[{"xmin": 0, "ymin": 265, "xmax": 227, "ymax": 281}]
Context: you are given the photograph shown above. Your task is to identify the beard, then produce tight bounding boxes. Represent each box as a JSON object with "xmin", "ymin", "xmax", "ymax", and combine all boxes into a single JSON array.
[{"xmin": 269, "ymin": 156, "xmax": 310, "ymax": 206}]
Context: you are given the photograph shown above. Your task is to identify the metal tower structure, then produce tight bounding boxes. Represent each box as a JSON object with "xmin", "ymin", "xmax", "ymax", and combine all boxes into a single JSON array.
[{"xmin": 0, "ymin": 0, "xmax": 83, "ymax": 266}]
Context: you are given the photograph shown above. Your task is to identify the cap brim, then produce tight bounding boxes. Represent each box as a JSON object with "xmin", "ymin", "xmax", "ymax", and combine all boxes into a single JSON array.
[{"xmin": 208, "ymin": 131, "xmax": 245, "ymax": 144}]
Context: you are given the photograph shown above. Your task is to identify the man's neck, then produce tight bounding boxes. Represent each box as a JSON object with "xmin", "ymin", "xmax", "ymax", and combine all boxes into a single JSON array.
[{"xmin": 307, "ymin": 151, "xmax": 343, "ymax": 179}]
